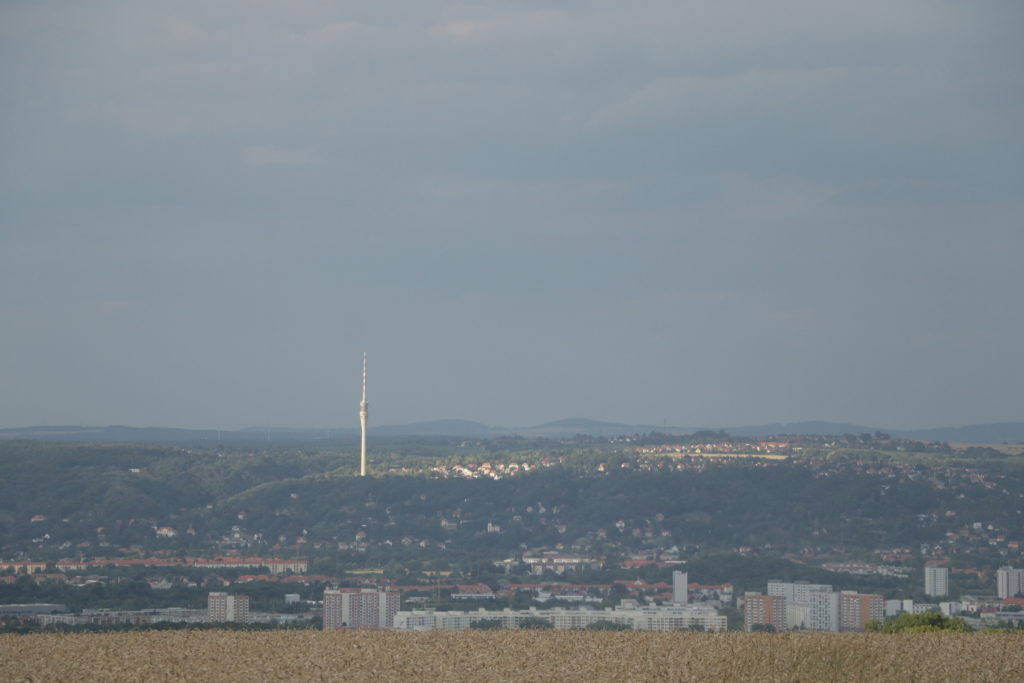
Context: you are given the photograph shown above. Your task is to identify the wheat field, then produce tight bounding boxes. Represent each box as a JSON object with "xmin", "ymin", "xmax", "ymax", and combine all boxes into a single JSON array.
[{"xmin": 2, "ymin": 630, "xmax": 1022, "ymax": 682}]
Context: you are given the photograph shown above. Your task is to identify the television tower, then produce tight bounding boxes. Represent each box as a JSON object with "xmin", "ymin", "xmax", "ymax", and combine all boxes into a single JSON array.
[{"xmin": 359, "ymin": 351, "xmax": 369, "ymax": 477}]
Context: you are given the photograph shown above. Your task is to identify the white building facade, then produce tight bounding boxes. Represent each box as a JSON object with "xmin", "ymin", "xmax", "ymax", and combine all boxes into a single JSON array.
[
  {"xmin": 767, "ymin": 581, "xmax": 833, "ymax": 630},
  {"xmin": 207, "ymin": 593, "xmax": 250, "ymax": 623},
  {"xmin": 924, "ymin": 566, "xmax": 949, "ymax": 597},
  {"xmin": 996, "ymin": 566, "xmax": 1024, "ymax": 599},
  {"xmin": 323, "ymin": 589, "xmax": 400, "ymax": 630},
  {"xmin": 807, "ymin": 591, "xmax": 840, "ymax": 632},
  {"xmin": 393, "ymin": 604, "xmax": 726, "ymax": 632},
  {"xmin": 672, "ymin": 571, "xmax": 689, "ymax": 604}
]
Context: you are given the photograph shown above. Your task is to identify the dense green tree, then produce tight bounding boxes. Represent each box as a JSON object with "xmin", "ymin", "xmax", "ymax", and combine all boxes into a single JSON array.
[
  {"xmin": 866, "ymin": 613, "xmax": 972, "ymax": 633},
  {"xmin": 585, "ymin": 620, "xmax": 631, "ymax": 630},
  {"xmin": 469, "ymin": 619, "xmax": 503, "ymax": 630},
  {"xmin": 517, "ymin": 617, "xmax": 554, "ymax": 630}
]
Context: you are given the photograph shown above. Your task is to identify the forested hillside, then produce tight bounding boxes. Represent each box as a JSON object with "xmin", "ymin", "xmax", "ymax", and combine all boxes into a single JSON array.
[{"xmin": 3, "ymin": 438, "xmax": 1022, "ymax": 575}]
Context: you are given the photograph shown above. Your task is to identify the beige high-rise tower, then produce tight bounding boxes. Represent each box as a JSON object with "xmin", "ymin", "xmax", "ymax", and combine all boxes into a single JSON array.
[{"xmin": 359, "ymin": 351, "xmax": 369, "ymax": 477}]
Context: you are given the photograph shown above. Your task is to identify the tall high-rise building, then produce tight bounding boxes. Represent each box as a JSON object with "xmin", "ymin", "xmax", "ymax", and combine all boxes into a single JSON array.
[
  {"xmin": 359, "ymin": 352, "xmax": 369, "ymax": 477},
  {"xmin": 672, "ymin": 571, "xmax": 688, "ymax": 605},
  {"xmin": 767, "ymin": 580, "xmax": 832, "ymax": 629},
  {"xmin": 767, "ymin": 581, "xmax": 832, "ymax": 606},
  {"xmin": 207, "ymin": 592, "xmax": 250, "ymax": 623},
  {"xmin": 924, "ymin": 565, "xmax": 949, "ymax": 597},
  {"xmin": 997, "ymin": 566, "xmax": 1024, "ymax": 599},
  {"xmin": 743, "ymin": 592, "xmax": 787, "ymax": 631},
  {"xmin": 324, "ymin": 588, "xmax": 399, "ymax": 630},
  {"xmin": 807, "ymin": 591, "xmax": 840, "ymax": 632},
  {"xmin": 838, "ymin": 591, "xmax": 884, "ymax": 632}
]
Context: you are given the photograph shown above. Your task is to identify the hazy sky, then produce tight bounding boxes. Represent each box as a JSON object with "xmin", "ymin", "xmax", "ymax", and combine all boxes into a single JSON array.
[{"xmin": 2, "ymin": 1, "xmax": 1022, "ymax": 431}]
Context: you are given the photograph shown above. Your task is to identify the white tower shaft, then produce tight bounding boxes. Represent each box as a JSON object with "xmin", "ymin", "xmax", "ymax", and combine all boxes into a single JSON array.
[{"xmin": 359, "ymin": 352, "xmax": 369, "ymax": 477}]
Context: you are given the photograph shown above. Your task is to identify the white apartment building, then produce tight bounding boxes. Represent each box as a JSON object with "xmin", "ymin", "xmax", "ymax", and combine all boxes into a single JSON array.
[
  {"xmin": 207, "ymin": 593, "xmax": 250, "ymax": 623},
  {"xmin": 323, "ymin": 588, "xmax": 399, "ymax": 630},
  {"xmin": 924, "ymin": 565, "xmax": 949, "ymax": 597},
  {"xmin": 394, "ymin": 604, "xmax": 726, "ymax": 632},
  {"xmin": 996, "ymin": 566, "xmax": 1024, "ymax": 599},
  {"xmin": 807, "ymin": 591, "xmax": 840, "ymax": 632},
  {"xmin": 767, "ymin": 580, "xmax": 833, "ymax": 606},
  {"xmin": 939, "ymin": 602, "xmax": 962, "ymax": 617},
  {"xmin": 785, "ymin": 603, "xmax": 810, "ymax": 630},
  {"xmin": 634, "ymin": 604, "xmax": 725, "ymax": 631},
  {"xmin": 767, "ymin": 581, "xmax": 833, "ymax": 629},
  {"xmin": 672, "ymin": 571, "xmax": 689, "ymax": 605}
]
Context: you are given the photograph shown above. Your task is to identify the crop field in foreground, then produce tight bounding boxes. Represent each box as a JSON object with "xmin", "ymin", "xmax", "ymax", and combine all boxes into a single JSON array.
[{"xmin": 2, "ymin": 630, "xmax": 1023, "ymax": 682}]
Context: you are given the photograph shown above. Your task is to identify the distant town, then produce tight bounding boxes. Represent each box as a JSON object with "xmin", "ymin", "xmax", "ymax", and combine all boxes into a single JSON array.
[
  {"xmin": 2, "ymin": 430, "xmax": 1023, "ymax": 633},
  {"xmin": 4, "ymin": 559, "xmax": 1023, "ymax": 633}
]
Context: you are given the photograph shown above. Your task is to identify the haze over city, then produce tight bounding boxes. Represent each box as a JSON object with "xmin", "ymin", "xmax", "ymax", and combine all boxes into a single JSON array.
[{"xmin": 2, "ymin": 2, "xmax": 1021, "ymax": 432}]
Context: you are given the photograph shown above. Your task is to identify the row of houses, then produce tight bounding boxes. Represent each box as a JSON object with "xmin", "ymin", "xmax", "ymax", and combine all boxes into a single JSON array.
[{"xmin": 48, "ymin": 557, "xmax": 308, "ymax": 575}]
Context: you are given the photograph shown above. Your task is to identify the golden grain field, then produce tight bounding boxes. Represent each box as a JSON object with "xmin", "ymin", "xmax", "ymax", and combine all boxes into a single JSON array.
[{"xmin": 2, "ymin": 631, "xmax": 1022, "ymax": 682}]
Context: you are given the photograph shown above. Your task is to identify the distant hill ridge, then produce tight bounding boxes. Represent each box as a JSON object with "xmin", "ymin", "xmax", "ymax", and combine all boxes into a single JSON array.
[{"xmin": 2, "ymin": 419, "xmax": 1022, "ymax": 444}]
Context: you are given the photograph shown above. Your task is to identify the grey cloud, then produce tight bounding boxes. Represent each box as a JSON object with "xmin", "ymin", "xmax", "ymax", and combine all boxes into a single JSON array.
[{"xmin": 1, "ymin": 1, "xmax": 1022, "ymax": 430}]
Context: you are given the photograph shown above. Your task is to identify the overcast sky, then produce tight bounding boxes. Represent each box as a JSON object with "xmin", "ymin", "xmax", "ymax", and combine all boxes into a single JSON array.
[{"xmin": 2, "ymin": 1, "xmax": 1022, "ymax": 431}]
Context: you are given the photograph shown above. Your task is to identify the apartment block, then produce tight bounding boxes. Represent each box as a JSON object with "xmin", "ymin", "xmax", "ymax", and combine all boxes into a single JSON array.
[
  {"xmin": 807, "ymin": 591, "xmax": 840, "ymax": 632},
  {"xmin": 394, "ymin": 604, "xmax": 726, "ymax": 632},
  {"xmin": 838, "ymin": 591, "xmax": 884, "ymax": 632},
  {"xmin": 996, "ymin": 566, "xmax": 1024, "ymax": 599},
  {"xmin": 672, "ymin": 571, "xmax": 688, "ymax": 605},
  {"xmin": 743, "ymin": 592, "xmax": 787, "ymax": 632},
  {"xmin": 924, "ymin": 565, "xmax": 949, "ymax": 597},
  {"xmin": 207, "ymin": 593, "xmax": 250, "ymax": 623},
  {"xmin": 323, "ymin": 588, "xmax": 399, "ymax": 630},
  {"xmin": 766, "ymin": 580, "xmax": 833, "ymax": 629},
  {"xmin": 767, "ymin": 580, "xmax": 832, "ymax": 606}
]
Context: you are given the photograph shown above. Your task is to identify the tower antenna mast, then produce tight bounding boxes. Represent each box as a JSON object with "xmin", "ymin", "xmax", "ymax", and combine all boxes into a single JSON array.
[{"xmin": 359, "ymin": 351, "xmax": 369, "ymax": 477}]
